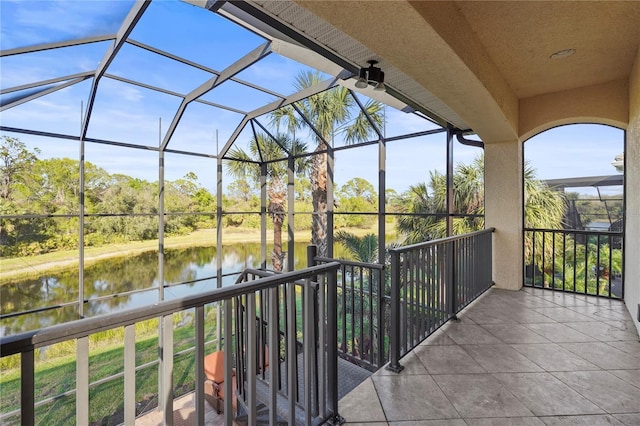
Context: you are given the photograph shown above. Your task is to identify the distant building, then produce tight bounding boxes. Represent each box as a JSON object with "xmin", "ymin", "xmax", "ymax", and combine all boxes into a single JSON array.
[
  {"xmin": 612, "ymin": 154, "xmax": 624, "ymax": 173},
  {"xmin": 585, "ymin": 221, "xmax": 611, "ymax": 231}
]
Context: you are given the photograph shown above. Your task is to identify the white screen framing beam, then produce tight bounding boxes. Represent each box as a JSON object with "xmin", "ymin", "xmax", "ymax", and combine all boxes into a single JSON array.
[
  {"xmin": 80, "ymin": 0, "xmax": 150, "ymax": 141},
  {"xmin": 160, "ymin": 41, "xmax": 272, "ymax": 152},
  {"xmin": 217, "ymin": 71, "xmax": 350, "ymax": 158},
  {"xmin": 0, "ymin": 35, "xmax": 116, "ymax": 58},
  {"xmin": 1, "ymin": 76, "xmax": 91, "ymax": 112}
]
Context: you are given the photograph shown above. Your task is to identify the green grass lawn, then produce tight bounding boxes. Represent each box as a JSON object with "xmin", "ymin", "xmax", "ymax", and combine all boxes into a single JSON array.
[{"xmin": 0, "ymin": 314, "xmax": 220, "ymax": 425}]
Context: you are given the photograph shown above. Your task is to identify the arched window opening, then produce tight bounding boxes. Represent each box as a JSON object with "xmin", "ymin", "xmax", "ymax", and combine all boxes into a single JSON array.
[{"xmin": 523, "ymin": 124, "xmax": 625, "ymax": 298}]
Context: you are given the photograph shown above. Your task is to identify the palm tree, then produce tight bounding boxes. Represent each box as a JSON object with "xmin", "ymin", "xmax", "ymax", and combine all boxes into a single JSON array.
[
  {"xmin": 335, "ymin": 230, "xmax": 400, "ymax": 265},
  {"xmin": 335, "ymin": 230, "xmax": 379, "ymax": 263},
  {"xmin": 397, "ymin": 153, "xmax": 566, "ymax": 247},
  {"xmin": 397, "ymin": 155, "xmax": 486, "ymax": 244},
  {"xmin": 270, "ymin": 71, "xmax": 384, "ymax": 257},
  {"xmin": 227, "ymin": 133, "xmax": 309, "ymax": 271}
]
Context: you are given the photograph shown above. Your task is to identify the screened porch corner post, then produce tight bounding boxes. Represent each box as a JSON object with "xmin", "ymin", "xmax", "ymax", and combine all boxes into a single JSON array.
[
  {"xmin": 386, "ymin": 248, "xmax": 404, "ymax": 374},
  {"xmin": 326, "ymin": 255, "xmax": 342, "ymax": 424}
]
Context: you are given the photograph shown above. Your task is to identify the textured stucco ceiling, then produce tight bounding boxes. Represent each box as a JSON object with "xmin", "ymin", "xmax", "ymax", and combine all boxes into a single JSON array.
[{"xmin": 455, "ymin": 1, "xmax": 640, "ymax": 99}]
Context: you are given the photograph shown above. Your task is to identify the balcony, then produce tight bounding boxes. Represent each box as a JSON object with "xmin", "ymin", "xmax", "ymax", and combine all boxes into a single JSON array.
[
  {"xmin": 1, "ymin": 1, "xmax": 639, "ymax": 425},
  {"xmin": 2, "ymin": 229, "xmax": 638, "ymax": 425},
  {"xmin": 340, "ymin": 287, "xmax": 640, "ymax": 425},
  {"xmin": 129, "ymin": 281, "xmax": 640, "ymax": 425}
]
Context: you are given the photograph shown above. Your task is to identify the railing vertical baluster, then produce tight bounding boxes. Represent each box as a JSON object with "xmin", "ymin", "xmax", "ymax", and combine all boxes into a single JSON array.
[
  {"xmin": 400, "ymin": 253, "xmax": 407, "ymax": 354},
  {"xmin": 408, "ymin": 250, "xmax": 414, "ymax": 348},
  {"xmin": 469, "ymin": 237, "xmax": 474, "ymax": 300},
  {"xmin": 562, "ymin": 232, "xmax": 567, "ymax": 292},
  {"xmin": 259, "ymin": 290, "xmax": 266, "ymax": 380},
  {"xmin": 573, "ymin": 234, "xmax": 577, "ymax": 293},
  {"xmin": 477, "ymin": 234, "xmax": 482, "ymax": 293},
  {"xmin": 426, "ymin": 246, "xmax": 432, "ymax": 333},
  {"xmin": 268, "ymin": 286, "xmax": 279, "ymax": 426},
  {"xmin": 475, "ymin": 235, "xmax": 480, "ymax": 295},
  {"xmin": 551, "ymin": 232, "xmax": 556, "ymax": 289},
  {"xmin": 447, "ymin": 241, "xmax": 457, "ymax": 319},
  {"xmin": 530, "ymin": 230, "xmax": 536, "ymax": 286},
  {"xmin": 223, "ymin": 299, "xmax": 233, "ymax": 426},
  {"xmin": 277, "ymin": 285, "xmax": 283, "ymax": 392},
  {"xmin": 490, "ymin": 232, "xmax": 494, "ymax": 284},
  {"xmin": 419, "ymin": 248, "xmax": 425, "ymax": 341},
  {"xmin": 303, "ymin": 278, "xmax": 313, "ymax": 426},
  {"xmin": 368, "ymin": 268, "xmax": 373, "ymax": 366},
  {"xmin": 350, "ymin": 266, "xmax": 355, "ymax": 357},
  {"xmin": 584, "ymin": 236, "xmax": 589, "ymax": 294},
  {"xmin": 246, "ymin": 293, "xmax": 257, "ymax": 426},
  {"xmin": 287, "ymin": 279, "xmax": 297, "ymax": 424},
  {"xmin": 608, "ymin": 235, "xmax": 613, "ymax": 298},
  {"xmin": 433, "ymin": 246, "xmax": 439, "ymax": 329},
  {"xmin": 318, "ymin": 273, "xmax": 327, "ymax": 418},
  {"xmin": 596, "ymin": 234, "xmax": 601, "ymax": 296},
  {"xmin": 194, "ymin": 307, "xmax": 204, "ymax": 426},
  {"xmin": 21, "ymin": 349, "xmax": 35, "ymax": 426},
  {"xmin": 376, "ymin": 267, "xmax": 384, "ymax": 368},
  {"xmin": 387, "ymin": 250, "xmax": 403, "ymax": 373},
  {"xmin": 471, "ymin": 236, "xmax": 476, "ymax": 296},
  {"xmin": 359, "ymin": 266, "xmax": 364, "ymax": 362},
  {"xmin": 162, "ymin": 315, "xmax": 173, "ymax": 426},
  {"xmin": 341, "ymin": 265, "xmax": 347, "ymax": 359},
  {"xmin": 439, "ymin": 246, "xmax": 445, "ymax": 320},
  {"xmin": 464, "ymin": 238, "xmax": 469, "ymax": 303},
  {"xmin": 124, "ymin": 324, "xmax": 136, "ymax": 426},
  {"xmin": 541, "ymin": 231, "xmax": 546, "ymax": 289},
  {"xmin": 76, "ymin": 336, "xmax": 89, "ymax": 426}
]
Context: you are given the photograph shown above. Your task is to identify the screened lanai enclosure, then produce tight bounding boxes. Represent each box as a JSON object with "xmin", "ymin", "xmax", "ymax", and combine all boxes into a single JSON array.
[
  {"xmin": 0, "ymin": 1, "xmax": 626, "ymax": 425},
  {"xmin": 1, "ymin": 0, "xmax": 484, "ymax": 329},
  {"xmin": 1, "ymin": 1, "xmax": 490, "ymax": 424}
]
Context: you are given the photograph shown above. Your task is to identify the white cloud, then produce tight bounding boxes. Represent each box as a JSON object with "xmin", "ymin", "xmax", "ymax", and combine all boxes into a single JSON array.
[{"xmin": 2, "ymin": 0, "xmax": 131, "ymax": 47}]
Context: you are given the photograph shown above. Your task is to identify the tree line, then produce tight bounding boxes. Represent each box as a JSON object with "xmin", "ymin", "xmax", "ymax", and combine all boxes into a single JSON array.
[{"xmin": 0, "ymin": 135, "xmax": 381, "ymax": 258}]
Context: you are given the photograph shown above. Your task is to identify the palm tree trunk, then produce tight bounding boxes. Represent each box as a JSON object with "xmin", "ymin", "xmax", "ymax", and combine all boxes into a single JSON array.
[
  {"xmin": 272, "ymin": 215, "xmax": 284, "ymax": 271},
  {"xmin": 311, "ymin": 148, "xmax": 328, "ymax": 257},
  {"xmin": 268, "ymin": 177, "xmax": 286, "ymax": 271}
]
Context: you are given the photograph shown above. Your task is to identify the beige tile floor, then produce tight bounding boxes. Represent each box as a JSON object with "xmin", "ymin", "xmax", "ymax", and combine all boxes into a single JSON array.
[
  {"xmin": 136, "ymin": 287, "xmax": 640, "ymax": 425},
  {"xmin": 339, "ymin": 288, "xmax": 640, "ymax": 426}
]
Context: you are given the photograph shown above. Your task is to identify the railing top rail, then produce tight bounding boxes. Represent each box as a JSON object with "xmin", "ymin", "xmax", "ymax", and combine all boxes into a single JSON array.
[
  {"xmin": 524, "ymin": 227, "xmax": 623, "ymax": 236},
  {"xmin": 389, "ymin": 227, "xmax": 495, "ymax": 255},
  {"xmin": 0, "ymin": 262, "xmax": 341, "ymax": 357},
  {"xmin": 314, "ymin": 256, "xmax": 385, "ymax": 270}
]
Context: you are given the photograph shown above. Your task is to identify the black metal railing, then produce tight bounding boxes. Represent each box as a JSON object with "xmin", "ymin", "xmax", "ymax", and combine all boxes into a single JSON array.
[
  {"xmin": 312, "ymin": 254, "xmax": 387, "ymax": 372},
  {"xmin": 524, "ymin": 228, "xmax": 624, "ymax": 299},
  {"xmin": 1, "ymin": 228, "xmax": 497, "ymax": 424},
  {"xmin": 387, "ymin": 228, "xmax": 495, "ymax": 372},
  {"xmin": 0, "ymin": 262, "xmax": 341, "ymax": 426}
]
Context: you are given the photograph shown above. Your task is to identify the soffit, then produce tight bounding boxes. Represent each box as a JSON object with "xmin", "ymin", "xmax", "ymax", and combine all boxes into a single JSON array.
[{"xmin": 247, "ymin": 0, "xmax": 470, "ymax": 130}]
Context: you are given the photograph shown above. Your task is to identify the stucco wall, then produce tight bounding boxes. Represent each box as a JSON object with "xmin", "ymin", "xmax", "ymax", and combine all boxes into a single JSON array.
[
  {"xmin": 626, "ymin": 48, "xmax": 640, "ymax": 335},
  {"xmin": 484, "ymin": 140, "xmax": 523, "ymax": 290},
  {"xmin": 519, "ymin": 79, "xmax": 629, "ymax": 141}
]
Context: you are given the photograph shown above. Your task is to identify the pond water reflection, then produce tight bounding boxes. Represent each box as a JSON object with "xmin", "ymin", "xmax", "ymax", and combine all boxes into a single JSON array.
[{"xmin": 0, "ymin": 242, "xmax": 311, "ymax": 336}]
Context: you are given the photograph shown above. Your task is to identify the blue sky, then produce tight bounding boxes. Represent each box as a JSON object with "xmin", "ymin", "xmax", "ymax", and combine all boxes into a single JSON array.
[{"xmin": 0, "ymin": 0, "xmax": 625, "ymax": 196}]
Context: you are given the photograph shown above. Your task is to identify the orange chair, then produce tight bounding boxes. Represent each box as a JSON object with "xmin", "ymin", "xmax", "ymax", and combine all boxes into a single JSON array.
[
  {"xmin": 203, "ymin": 347, "xmax": 268, "ymax": 413},
  {"xmin": 203, "ymin": 351, "xmax": 236, "ymax": 413}
]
